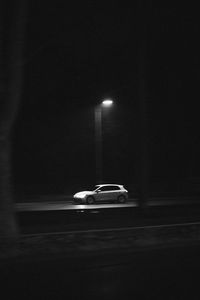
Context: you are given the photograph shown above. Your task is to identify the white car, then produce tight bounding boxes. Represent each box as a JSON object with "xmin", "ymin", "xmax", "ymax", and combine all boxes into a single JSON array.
[{"xmin": 73, "ymin": 184, "xmax": 128, "ymax": 204}]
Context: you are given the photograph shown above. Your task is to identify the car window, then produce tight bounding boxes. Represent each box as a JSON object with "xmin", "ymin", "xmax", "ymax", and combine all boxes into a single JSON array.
[
  {"xmin": 99, "ymin": 186, "xmax": 112, "ymax": 191},
  {"xmin": 111, "ymin": 186, "xmax": 120, "ymax": 190},
  {"xmin": 100, "ymin": 186, "xmax": 120, "ymax": 191}
]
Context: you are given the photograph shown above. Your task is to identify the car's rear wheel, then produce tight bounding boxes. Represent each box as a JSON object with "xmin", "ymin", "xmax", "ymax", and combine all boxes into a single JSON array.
[
  {"xmin": 86, "ymin": 196, "xmax": 95, "ymax": 204},
  {"xmin": 118, "ymin": 195, "xmax": 126, "ymax": 203}
]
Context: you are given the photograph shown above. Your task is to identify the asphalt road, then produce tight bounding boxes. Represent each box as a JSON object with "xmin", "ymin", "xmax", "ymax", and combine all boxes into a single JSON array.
[
  {"xmin": 17, "ymin": 198, "xmax": 200, "ymax": 234},
  {"xmin": 1, "ymin": 243, "xmax": 200, "ymax": 299},
  {"xmin": 16, "ymin": 197, "xmax": 200, "ymax": 211}
]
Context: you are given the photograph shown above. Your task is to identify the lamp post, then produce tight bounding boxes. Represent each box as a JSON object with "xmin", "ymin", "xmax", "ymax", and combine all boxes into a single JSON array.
[
  {"xmin": 138, "ymin": 0, "xmax": 149, "ymax": 209},
  {"xmin": 95, "ymin": 99, "xmax": 113, "ymax": 184}
]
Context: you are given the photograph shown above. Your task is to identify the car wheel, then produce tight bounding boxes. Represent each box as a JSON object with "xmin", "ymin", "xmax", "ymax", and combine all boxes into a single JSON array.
[
  {"xmin": 86, "ymin": 196, "xmax": 95, "ymax": 204},
  {"xmin": 118, "ymin": 195, "xmax": 126, "ymax": 203}
]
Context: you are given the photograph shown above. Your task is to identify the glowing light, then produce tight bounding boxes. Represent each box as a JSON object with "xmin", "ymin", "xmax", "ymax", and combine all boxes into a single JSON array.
[{"xmin": 102, "ymin": 99, "xmax": 113, "ymax": 107}]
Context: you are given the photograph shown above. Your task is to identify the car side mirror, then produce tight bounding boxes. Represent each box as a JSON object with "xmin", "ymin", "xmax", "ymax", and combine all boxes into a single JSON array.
[{"xmin": 96, "ymin": 189, "xmax": 101, "ymax": 193}]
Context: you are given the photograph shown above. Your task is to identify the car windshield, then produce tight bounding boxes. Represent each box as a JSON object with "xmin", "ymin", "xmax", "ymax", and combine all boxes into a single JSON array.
[
  {"xmin": 82, "ymin": 185, "xmax": 100, "ymax": 191},
  {"xmin": 93, "ymin": 185, "xmax": 101, "ymax": 191}
]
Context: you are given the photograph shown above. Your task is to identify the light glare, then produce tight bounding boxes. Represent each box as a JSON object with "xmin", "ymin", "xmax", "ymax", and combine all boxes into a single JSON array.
[{"xmin": 102, "ymin": 99, "xmax": 113, "ymax": 107}]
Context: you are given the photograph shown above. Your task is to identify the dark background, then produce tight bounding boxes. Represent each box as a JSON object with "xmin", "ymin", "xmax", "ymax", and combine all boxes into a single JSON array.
[{"xmin": 12, "ymin": 2, "xmax": 200, "ymax": 196}]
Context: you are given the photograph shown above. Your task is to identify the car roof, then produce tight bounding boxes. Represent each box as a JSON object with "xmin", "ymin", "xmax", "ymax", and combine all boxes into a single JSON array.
[{"xmin": 95, "ymin": 184, "xmax": 123, "ymax": 187}]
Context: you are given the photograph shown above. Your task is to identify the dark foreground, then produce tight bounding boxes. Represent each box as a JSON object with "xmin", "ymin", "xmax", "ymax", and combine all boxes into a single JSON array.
[{"xmin": 1, "ymin": 243, "xmax": 200, "ymax": 300}]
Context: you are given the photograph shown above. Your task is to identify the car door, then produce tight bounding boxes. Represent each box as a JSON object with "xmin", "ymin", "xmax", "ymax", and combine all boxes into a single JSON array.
[
  {"xmin": 99, "ymin": 186, "xmax": 119, "ymax": 202},
  {"xmin": 94, "ymin": 187, "xmax": 103, "ymax": 201},
  {"xmin": 96, "ymin": 186, "xmax": 111, "ymax": 202},
  {"xmin": 108, "ymin": 185, "xmax": 121, "ymax": 200}
]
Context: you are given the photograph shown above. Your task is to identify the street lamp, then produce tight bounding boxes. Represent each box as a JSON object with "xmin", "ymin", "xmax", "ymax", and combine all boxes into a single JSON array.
[
  {"xmin": 95, "ymin": 99, "xmax": 113, "ymax": 184},
  {"xmin": 102, "ymin": 99, "xmax": 113, "ymax": 107}
]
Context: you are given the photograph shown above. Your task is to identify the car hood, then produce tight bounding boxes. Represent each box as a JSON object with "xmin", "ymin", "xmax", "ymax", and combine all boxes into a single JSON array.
[{"xmin": 74, "ymin": 191, "xmax": 94, "ymax": 197}]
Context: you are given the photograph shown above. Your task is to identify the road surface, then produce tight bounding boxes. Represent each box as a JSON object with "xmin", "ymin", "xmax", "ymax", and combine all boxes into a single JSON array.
[
  {"xmin": 1, "ymin": 242, "xmax": 200, "ymax": 299},
  {"xmin": 16, "ymin": 197, "xmax": 200, "ymax": 211},
  {"xmin": 17, "ymin": 198, "xmax": 200, "ymax": 234}
]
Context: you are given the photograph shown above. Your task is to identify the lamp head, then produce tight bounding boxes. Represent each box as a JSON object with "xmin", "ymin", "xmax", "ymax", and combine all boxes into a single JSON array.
[{"xmin": 102, "ymin": 99, "xmax": 113, "ymax": 107}]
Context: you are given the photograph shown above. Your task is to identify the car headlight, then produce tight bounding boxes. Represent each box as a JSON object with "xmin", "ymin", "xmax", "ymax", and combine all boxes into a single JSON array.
[{"xmin": 75, "ymin": 194, "xmax": 86, "ymax": 199}]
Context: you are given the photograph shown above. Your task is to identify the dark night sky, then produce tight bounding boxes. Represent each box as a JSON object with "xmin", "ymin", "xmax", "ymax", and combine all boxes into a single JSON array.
[{"xmin": 12, "ymin": 1, "xmax": 200, "ymax": 195}]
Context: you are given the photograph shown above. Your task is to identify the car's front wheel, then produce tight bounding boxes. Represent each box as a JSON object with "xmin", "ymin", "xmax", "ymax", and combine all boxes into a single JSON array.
[
  {"xmin": 118, "ymin": 195, "xmax": 126, "ymax": 203},
  {"xmin": 86, "ymin": 196, "xmax": 95, "ymax": 204}
]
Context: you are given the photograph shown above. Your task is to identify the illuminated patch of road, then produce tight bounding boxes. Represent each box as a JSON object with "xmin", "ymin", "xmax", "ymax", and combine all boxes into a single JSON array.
[
  {"xmin": 16, "ymin": 197, "xmax": 200, "ymax": 212},
  {"xmin": 16, "ymin": 202, "xmax": 138, "ymax": 211}
]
